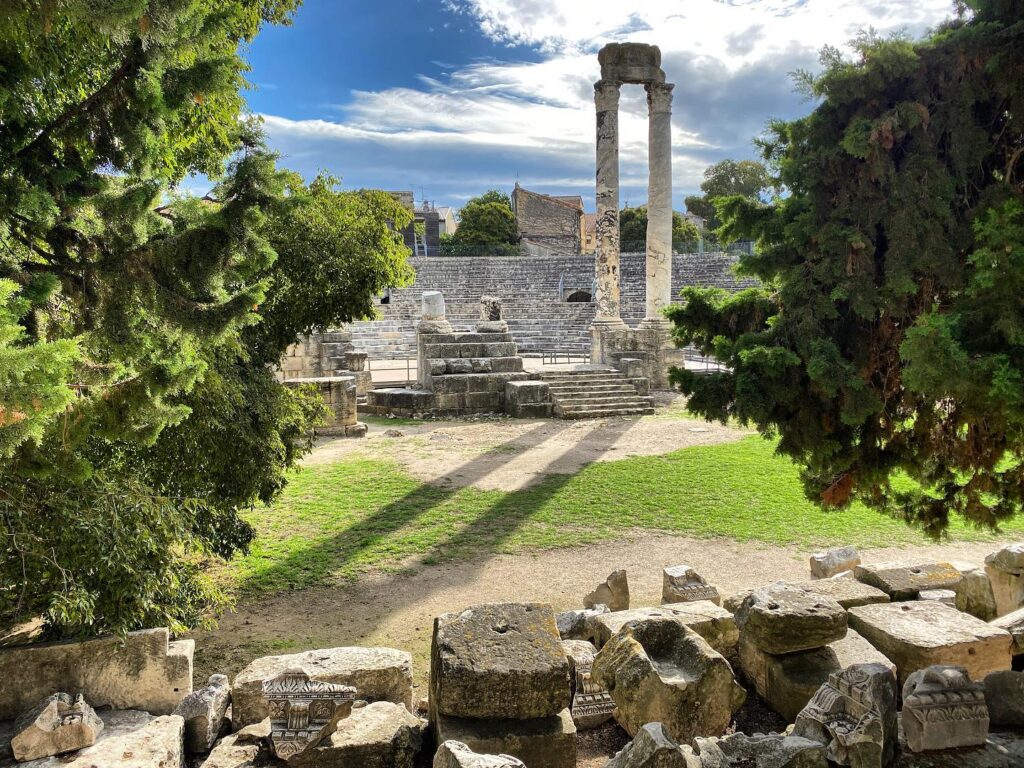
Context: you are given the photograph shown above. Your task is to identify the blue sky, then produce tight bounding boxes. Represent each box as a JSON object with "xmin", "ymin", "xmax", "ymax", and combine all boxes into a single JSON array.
[{"xmin": 238, "ymin": 0, "xmax": 956, "ymax": 212}]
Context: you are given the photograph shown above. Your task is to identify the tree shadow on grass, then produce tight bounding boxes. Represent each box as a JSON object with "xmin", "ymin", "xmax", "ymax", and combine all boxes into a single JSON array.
[{"xmin": 237, "ymin": 420, "xmax": 574, "ymax": 593}]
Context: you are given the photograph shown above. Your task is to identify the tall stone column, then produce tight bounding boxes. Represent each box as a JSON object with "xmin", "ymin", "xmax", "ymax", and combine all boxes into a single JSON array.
[
  {"xmin": 592, "ymin": 78, "xmax": 627, "ymax": 362},
  {"xmin": 643, "ymin": 81, "xmax": 674, "ymax": 326}
]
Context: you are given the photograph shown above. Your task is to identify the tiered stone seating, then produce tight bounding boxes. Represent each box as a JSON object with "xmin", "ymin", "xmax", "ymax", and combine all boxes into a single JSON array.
[{"xmin": 346, "ymin": 252, "xmax": 752, "ymax": 359}]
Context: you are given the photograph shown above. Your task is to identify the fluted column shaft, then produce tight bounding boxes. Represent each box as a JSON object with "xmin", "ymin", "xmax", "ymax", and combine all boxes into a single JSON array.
[{"xmin": 644, "ymin": 82, "xmax": 674, "ymax": 322}]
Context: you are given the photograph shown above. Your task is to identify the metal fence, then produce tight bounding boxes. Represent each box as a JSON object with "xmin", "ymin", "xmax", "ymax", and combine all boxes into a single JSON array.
[{"xmin": 367, "ymin": 357, "xmax": 416, "ymax": 387}]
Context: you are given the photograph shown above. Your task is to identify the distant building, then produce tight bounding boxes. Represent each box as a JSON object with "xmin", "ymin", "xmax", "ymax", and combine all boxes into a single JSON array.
[
  {"xmin": 583, "ymin": 213, "xmax": 597, "ymax": 254},
  {"xmin": 511, "ymin": 183, "xmax": 584, "ymax": 256},
  {"xmin": 435, "ymin": 206, "xmax": 458, "ymax": 236},
  {"xmin": 388, "ymin": 192, "xmax": 444, "ymax": 256}
]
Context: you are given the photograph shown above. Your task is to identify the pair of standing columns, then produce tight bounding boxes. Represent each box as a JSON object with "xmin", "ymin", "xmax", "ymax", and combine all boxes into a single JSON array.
[{"xmin": 593, "ymin": 79, "xmax": 674, "ymax": 329}]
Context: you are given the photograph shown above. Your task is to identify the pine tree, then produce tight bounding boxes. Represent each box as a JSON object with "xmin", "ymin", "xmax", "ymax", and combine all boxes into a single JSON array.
[{"xmin": 667, "ymin": 1, "xmax": 1024, "ymax": 535}]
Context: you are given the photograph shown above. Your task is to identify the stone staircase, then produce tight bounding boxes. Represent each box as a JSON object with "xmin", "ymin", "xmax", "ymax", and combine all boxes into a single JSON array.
[{"xmin": 539, "ymin": 368, "xmax": 655, "ymax": 419}]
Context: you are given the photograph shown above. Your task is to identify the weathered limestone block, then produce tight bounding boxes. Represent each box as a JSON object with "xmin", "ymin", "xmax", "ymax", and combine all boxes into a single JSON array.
[
  {"xmin": 984, "ymin": 670, "xmax": 1024, "ymax": 727},
  {"xmin": 433, "ymin": 740, "xmax": 525, "ymax": 768},
  {"xmin": 586, "ymin": 601, "xmax": 738, "ymax": 660},
  {"xmin": 479, "ymin": 296, "xmax": 502, "ymax": 321},
  {"xmin": 556, "ymin": 604, "xmax": 608, "ymax": 640},
  {"xmin": 231, "ymin": 646, "xmax": 413, "ymax": 728},
  {"xmin": 810, "ymin": 546, "xmax": 861, "ymax": 580},
  {"xmin": 738, "ymin": 629, "xmax": 896, "ymax": 722},
  {"xmin": 560, "ymin": 640, "xmax": 613, "ymax": 730},
  {"xmin": 734, "ymin": 579, "xmax": 888, "ymax": 610},
  {"xmin": 15, "ymin": 710, "xmax": 183, "ymax": 768},
  {"xmin": 990, "ymin": 606, "xmax": 1024, "ymax": 654},
  {"xmin": 605, "ymin": 722, "xmax": 698, "ymax": 768},
  {"xmin": 693, "ymin": 732, "xmax": 827, "ymax": 768},
  {"xmin": 10, "ymin": 693, "xmax": 104, "ymax": 762},
  {"xmin": 848, "ymin": 601, "xmax": 1012, "ymax": 687},
  {"xmin": 891, "ymin": 733, "xmax": 1024, "ymax": 767},
  {"xmin": 433, "ymin": 709, "xmax": 576, "ymax": 768},
  {"xmin": 0, "ymin": 628, "xmax": 193, "ymax": 719},
  {"xmin": 734, "ymin": 583, "xmax": 847, "ymax": 655},
  {"xmin": 173, "ymin": 673, "xmax": 230, "ymax": 753},
  {"xmin": 854, "ymin": 561, "xmax": 961, "ymax": 601},
  {"xmin": 902, "ymin": 665, "xmax": 988, "ymax": 753},
  {"xmin": 792, "ymin": 663, "xmax": 898, "ymax": 768},
  {"xmin": 584, "ymin": 569, "xmax": 629, "ymax": 611},
  {"xmin": 430, "ymin": 603, "xmax": 570, "ymax": 720},
  {"xmin": 985, "ymin": 544, "xmax": 1024, "ymax": 617},
  {"xmin": 200, "ymin": 729, "xmax": 264, "ymax": 768},
  {"xmin": 598, "ymin": 42, "xmax": 666, "ymax": 84},
  {"xmin": 953, "ymin": 563, "xmax": 998, "ymax": 621},
  {"xmin": 263, "ymin": 669, "xmax": 355, "ymax": 761},
  {"xmin": 591, "ymin": 617, "xmax": 745, "ymax": 743},
  {"xmin": 290, "ymin": 701, "xmax": 424, "ymax": 768},
  {"xmin": 422, "ymin": 291, "xmax": 446, "ymax": 320},
  {"xmin": 918, "ymin": 589, "xmax": 957, "ymax": 606},
  {"xmin": 662, "ymin": 565, "xmax": 721, "ymax": 605},
  {"xmin": 504, "ymin": 381, "xmax": 551, "ymax": 419}
]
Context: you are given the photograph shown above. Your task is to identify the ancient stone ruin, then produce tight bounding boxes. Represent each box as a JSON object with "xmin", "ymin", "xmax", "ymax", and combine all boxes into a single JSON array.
[{"xmin": 3, "ymin": 543, "xmax": 1024, "ymax": 766}]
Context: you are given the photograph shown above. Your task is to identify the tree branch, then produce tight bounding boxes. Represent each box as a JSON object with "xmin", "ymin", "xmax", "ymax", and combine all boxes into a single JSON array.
[{"xmin": 14, "ymin": 39, "xmax": 143, "ymax": 160}]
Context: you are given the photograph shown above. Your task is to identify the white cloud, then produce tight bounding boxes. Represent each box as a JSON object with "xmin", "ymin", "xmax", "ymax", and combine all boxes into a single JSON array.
[{"xmin": 259, "ymin": 0, "xmax": 956, "ymax": 207}]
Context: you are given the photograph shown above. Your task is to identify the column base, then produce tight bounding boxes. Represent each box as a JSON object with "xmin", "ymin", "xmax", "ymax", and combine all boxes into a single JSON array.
[{"xmin": 590, "ymin": 317, "xmax": 628, "ymax": 366}]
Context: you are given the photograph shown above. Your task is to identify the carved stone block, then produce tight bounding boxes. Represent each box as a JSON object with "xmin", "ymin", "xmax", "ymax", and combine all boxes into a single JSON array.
[
  {"xmin": 262, "ymin": 669, "xmax": 355, "ymax": 760},
  {"xmin": 902, "ymin": 665, "xmax": 988, "ymax": 753},
  {"xmin": 662, "ymin": 565, "xmax": 721, "ymax": 606},
  {"xmin": 560, "ymin": 640, "xmax": 613, "ymax": 730}
]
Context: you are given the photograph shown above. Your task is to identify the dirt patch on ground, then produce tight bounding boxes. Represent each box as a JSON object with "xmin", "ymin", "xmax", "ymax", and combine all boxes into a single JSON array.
[{"xmin": 306, "ymin": 393, "xmax": 750, "ymax": 491}]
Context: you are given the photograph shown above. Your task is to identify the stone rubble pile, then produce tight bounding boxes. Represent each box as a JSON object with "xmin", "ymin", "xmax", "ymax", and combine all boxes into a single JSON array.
[{"xmin": 4, "ymin": 543, "xmax": 1024, "ymax": 767}]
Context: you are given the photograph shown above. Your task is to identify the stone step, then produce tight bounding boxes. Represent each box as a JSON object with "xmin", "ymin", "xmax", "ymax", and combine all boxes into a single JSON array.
[
  {"xmin": 552, "ymin": 394, "xmax": 655, "ymax": 406},
  {"xmin": 556, "ymin": 406, "xmax": 655, "ymax": 419}
]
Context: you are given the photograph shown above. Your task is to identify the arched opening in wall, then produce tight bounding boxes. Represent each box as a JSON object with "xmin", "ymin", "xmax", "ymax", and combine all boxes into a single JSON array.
[{"xmin": 566, "ymin": 290, "xmax": 592, "ymax": 303}]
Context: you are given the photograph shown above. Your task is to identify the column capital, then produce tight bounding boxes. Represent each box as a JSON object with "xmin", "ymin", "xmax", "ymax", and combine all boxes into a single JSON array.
[
  {"xmin": 646, "ymin": 81, "xmax": 674, "ymax": 114},
  {"xmin": 594, "ymin": 79, "xmax": 621, "ymax": 111}
]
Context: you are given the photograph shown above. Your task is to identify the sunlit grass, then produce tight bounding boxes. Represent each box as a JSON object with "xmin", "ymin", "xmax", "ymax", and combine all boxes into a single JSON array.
[{"xmin": 228, "ymin": 436, "xmax": 1023, "ymax": 594}]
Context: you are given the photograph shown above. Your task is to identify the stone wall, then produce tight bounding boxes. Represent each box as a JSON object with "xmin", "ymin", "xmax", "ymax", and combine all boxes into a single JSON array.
[
  {"xmin": 512, "ymin": 185, "xmax": 583, "ymax": 257},
  {"xmin": 347, "ymin": 251, "xmax": 756, "ymax": 359}
]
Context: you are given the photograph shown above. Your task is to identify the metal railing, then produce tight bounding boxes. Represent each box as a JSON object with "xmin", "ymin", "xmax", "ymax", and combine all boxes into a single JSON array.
[{"xmin": 367, "ymin": 357, "xmax": 416, "ymax": 387}]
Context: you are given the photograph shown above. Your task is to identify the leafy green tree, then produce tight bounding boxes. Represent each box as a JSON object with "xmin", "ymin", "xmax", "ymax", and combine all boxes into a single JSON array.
[
  {"xmin": 619, "ymin": 206, "xmax": 701, "ymax": 252},
  {"xmin": 447, "ymin": 190, "xmax": 519, "ymax": 248},
  {"xmin": 0, "ymin": 1, "xmax": 412, "ymax": 637},
  {"xmin": 684, "ymin": 159, "xmax": 773, "ymax": 230},
  {"xmin": 667, "ymin": 2, "xmax": 1024, "ymax": 535}
]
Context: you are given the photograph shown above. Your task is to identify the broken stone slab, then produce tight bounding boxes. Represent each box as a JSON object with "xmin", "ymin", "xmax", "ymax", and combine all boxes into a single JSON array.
[
  {"xmin": 985, "ymin": 545, "xmax": 1024, "ymax": 616},
  {"xmin": 990, "ymin": 606, "xmax": 1024, "ymax": 654},
  {"xmin": 433, "ymin": 709, "xmax": 576, "ymax": 768},
  {"xmin": 10, "ymin": 693, "xmax": 104, "ymax": 762},
  {"xmin": 430, "ymin": 603, "xmax": 570, "ymax": 720},
  {"xmin": 792, "ymin": 663, "xmax": 898, "ymax": 768},
  {"xmin": 555, "ymin": 604, "xmax": 608, "ymax": 640},
  {"xmin": 738, "ymin": 628, "xmax": 896, "ymax": 722},
  {"xmin": 0, "ymin": 627, "xmax": 193, "ymax": 719},
  {"xmin": 199, "ymin": 732, "xmax": 260, "ymax": 768},
  {"xmin": 433, "ymin": 740, "xmax": 526, "ymax": 768},
  {"xmin": 734, "ymin": 583, "xmax": 847, "ymax": 655},
  {"xmin": 662, "ymin": 565, "xmax": 721, "ymax": 606},
  {"xmin": 953, "ymin": 563, "xmax": 998, "ymax": 621},
  {"xmin": 591, "ymin": 617, "xmax": 745, "ymax": 743},
  {"xmin": 173, "ymin": 673, "xmax": 230, "ymax": 753},
  {"xmin": 725, "ymin": 579, "xmax": 889, "ymax": 613},
  {"xmin": 693, "ymin": 732, "xmax": 827, "ymax": 768},
  {"xmin": 263, "ymin": 668, "xmax": 356, "ymax": 761},
  {"xmin": 810, "ymin": 546, "xmax": 861, "ymax": 580},
  {"xmin": 560, "ymin": 640, "xmax": 613, "ymax": 730},
  {"xmin": 290, "ymin": 701, "xmax": 424, "ymax": 768},
  {"xmin": 918, "ymin": 589, "xmax": 957, "ymax": 606},
  {"xmin": 13, "ymin": 710, "xmax": 183, "ymax": 768},
  {"xmin": 584, "ymin": 569, "xmax": 629, "ymax": 611},
  {"xmin": 231, "ymin": 646, "xmax": 413, "ymax": 728},
  {"xmin": 985, "ymin": 543, "xmax": 1024, "ymax": 575},
  {"xmin": 586, "ymin": 601, "xmax": 738, "ymax": 660},
  {"xmin": 902, "ymin": 665, "xmax": 988, "ymax": 753},
  {"xmin": 605, "ymin": 722, "xmax": 698, "ymax": 768},
  {"xmin": 984, "ymin": 670, "xmax": 1024, "ymax": 727},
  {"xmin": 854, "ymin": 561, "xmax": 962, "ymax": 601},
  {"xmin": 848, "ymin": 601, "xmax": 1012, "ymax": 687}
]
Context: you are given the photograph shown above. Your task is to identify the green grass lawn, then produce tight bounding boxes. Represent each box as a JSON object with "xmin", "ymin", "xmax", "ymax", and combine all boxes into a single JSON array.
[{"xmin": 229, "ymin": 436, "xmax": 1024, "ymax": 594}]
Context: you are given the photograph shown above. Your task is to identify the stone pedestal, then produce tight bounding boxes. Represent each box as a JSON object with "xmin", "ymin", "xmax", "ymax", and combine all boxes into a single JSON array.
[{"xmin": 284, "ymin": 376, "xmax": 366, "ymax": 437}]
